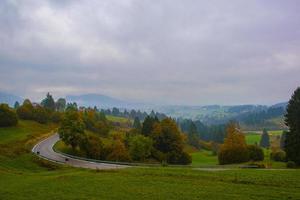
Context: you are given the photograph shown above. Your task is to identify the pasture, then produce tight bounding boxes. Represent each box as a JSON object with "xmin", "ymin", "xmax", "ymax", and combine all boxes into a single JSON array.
[{"xmin": 0, "ymin": 121, "xmax": 298, "ymax": 200}]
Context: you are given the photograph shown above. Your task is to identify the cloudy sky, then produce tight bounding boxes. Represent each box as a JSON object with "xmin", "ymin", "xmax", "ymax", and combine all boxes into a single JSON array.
[{"xmin": 0, "ymin": 0, "xmax": 300, "ymax": 105}]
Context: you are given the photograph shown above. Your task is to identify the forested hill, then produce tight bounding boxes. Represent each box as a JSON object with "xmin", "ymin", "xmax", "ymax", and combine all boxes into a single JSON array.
[{"xmin": 158, "ymin": 103, "xmax": 288, "ymax": 131}]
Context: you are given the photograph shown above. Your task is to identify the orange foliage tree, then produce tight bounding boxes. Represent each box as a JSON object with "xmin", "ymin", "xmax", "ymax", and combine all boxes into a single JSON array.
[{"xmin": 218, "ymin": 122, "xmax": 249, "ymax": 165}]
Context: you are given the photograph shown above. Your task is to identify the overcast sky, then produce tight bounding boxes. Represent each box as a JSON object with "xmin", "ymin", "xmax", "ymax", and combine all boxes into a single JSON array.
[{"xmin": 0, "ymin": 0, "xmax": 300, "ymax": 105}]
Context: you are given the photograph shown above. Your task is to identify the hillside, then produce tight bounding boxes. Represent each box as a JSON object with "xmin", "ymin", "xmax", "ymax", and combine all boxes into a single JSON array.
[
  {"xmin": 158, "ymin": 103, "xmax": 288, "ymax": 130},
  {"xmin": 1, "ymin": 120, "xmax": 300, "ymax": 199}
]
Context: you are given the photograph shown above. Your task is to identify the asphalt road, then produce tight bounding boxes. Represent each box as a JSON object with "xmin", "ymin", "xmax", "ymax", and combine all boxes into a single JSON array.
[{"xmin": 32, "ymin": 134, "xmax": 129, "ymax": 170}]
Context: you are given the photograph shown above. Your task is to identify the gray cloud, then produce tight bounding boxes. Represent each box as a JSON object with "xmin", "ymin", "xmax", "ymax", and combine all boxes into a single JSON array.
[{"xmin": 0, "ymin": 0, "xmax": 300, "ymax": 105}]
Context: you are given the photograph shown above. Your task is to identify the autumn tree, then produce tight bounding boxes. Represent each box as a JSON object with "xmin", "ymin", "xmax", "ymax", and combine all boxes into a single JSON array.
[
  {"xmin": 259, "ymin": 129, "xmax": 270, "ymax": 148},
  {"xmin": 151, "ymin": 118, "xmax": 191, "ymax": 164},
  {"xmin": 129, "ymin": 135, "xmax": 153, "ymax": 161},
  {"xmin": 80, "ymin": 134, "xmax": 103, "ymax": 159},
  {"xmin": 218, "ymin": 122, "xmax": 249, "ymax": 164},
  {"xmin": 0, "ymin": 104, "xmax": 18, "ymax": 127},
  {"xmin": 16, "ymin": 99, "xmax": 34, "ymax": 120},
  {"xmin": 58, "ymin": 111, "xmax": 85, "ymax": 150},
  {"xmin": 285, "ymin": 87, "xmax": 300, "ymax": 165},
  {"xmin": 106, "ymin": 139, "xmax": 130, "ymax": 162},
  {"xmin": 82, "ymin": 109, "xmax": 110, "ymax": 136}
]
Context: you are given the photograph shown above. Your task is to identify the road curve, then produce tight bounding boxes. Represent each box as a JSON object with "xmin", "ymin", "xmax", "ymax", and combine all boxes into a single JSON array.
[{"xmin": 32, "ymin": 134, "xmax": 129, "ymax": 170}]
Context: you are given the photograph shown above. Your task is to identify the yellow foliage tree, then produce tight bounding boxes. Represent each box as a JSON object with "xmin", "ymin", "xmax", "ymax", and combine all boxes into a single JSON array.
[{"xmin": 218, "ymin": 122, "xmax": 249, "ymax": 164}]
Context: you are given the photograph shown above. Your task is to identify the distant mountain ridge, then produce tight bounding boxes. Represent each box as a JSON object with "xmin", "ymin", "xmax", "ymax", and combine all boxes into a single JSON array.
[
  {"xmin": 0, "ymin": 91, "xmax": 288, "ymax": 130},
  {"xmin": 66, "ymin": 93, "xmax": 138, "ymax": 108},
  {"xmin": 0, "ymin": 91, "xmax": 23, "ymax": 107}
]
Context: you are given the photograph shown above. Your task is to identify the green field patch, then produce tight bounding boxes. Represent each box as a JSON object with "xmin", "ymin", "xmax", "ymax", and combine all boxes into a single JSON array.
[
  {"xmin": 191, "ymin": 150, "xmax": 218, "ymax": 167},
  {"xmin": 0, "ymin": 120, "xmax": 57, "ymax": 145},
  {"xmin": 106, "ymin": 115, "xmax": 131, "ymax": 123}
]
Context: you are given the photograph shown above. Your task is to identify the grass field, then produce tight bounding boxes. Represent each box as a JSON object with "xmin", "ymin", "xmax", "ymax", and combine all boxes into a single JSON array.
[
  {"xmin": 245, "ymin": 130, "xmax": 283, "ymax": 145},
  {"xmin": 0, "ymin": 120, "xmax": 57, "ymax": 145},
  {"xmin": 191, "ymin": 150, "xmax": 218, "ymax": 167},
  {"xmin": 1, "ymin": 121, "xmax": 299, "ymax": 199},
  {"xmin": 106, "ymin": 115, "xmax": 131, "ymax": 123}
]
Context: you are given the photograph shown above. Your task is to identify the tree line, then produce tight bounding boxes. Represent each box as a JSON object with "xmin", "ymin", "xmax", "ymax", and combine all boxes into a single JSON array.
[{"xmin": 59, "ymin": 112, "xmax": 191, "ymax": 164}]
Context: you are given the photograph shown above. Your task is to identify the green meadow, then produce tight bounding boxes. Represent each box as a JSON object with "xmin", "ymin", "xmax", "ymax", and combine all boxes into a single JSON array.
[{"xmin": 1, "ymin": 121, "xmax": 299, "ymax": 200}]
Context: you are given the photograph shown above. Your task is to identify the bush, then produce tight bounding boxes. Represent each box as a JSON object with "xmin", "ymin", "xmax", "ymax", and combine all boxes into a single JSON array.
[
  {"xmin": 287, "ymin": 161, "xmax": 296, "ymax": 168},
  {"xmin": 0, "ymin": 104, "xmax": 18, "ymax": 127},
  {"xmin": 270, "ymin": 150, "xmax": 286, "ymax": 162},
  {"xmin": 247, "ymin": 145, "xmax": 264, "ymax": 161},
  {"xmin": 166, "ymin": 150, "xmax": 192, "ymax": 165},
  {"xmin": 218, "ymin": 147, "xmax": 249, "ymax": 165}
]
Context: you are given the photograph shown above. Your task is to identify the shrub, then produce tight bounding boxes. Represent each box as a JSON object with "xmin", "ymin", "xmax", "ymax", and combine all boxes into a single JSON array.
[
  {"xmin": 270, "ymin": 150, "xmax": 286, "ymax": 162},
  {"xmin": 287, "ymin": 161, "xmax": 296, "ymax": 168},
  {"xmin": 247, "ymin": 145, "xmax": 264, "ymax": 161},
  {"xmin": 166, "ymin": 150, "xmax": 192, "ymax": 165},
  {"xmin": 218, "ymin": 147, "xmax": 249, "ymax": 165},
  {"xmin": 0, "ymin": 104, "xmax": 18, "ymax": 127}
]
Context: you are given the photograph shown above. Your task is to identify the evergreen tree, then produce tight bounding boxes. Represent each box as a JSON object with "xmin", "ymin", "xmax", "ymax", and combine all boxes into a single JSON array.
[
  {"xmin": 285, "ymin": 87, "xmax": 300, "ymax": 165},
  {"xmin": 187, "ymin": 122, "xmax": 200, "ymax": 148},
  {"xmin": 55, "ymin": 98, "xmax": 66, "ymax": 111},
  {"xmin": 259, "ymin": 129, "xmax": 270, "ymax": 148},
  {"xmin": 66, "ymin": 102, "xmax": 78, "ymax": 111},
  {"xmin": 133, "ymin": 117, "xmax": 141, "ymax": 130},
  {"xmin": 14, "ymin": 101, "xmax": 20, "ymax": 109},
  {"xmin": 41, "ymin": 92, "xmax": 55, "ymax": 111},
  {"xmin": 112, "ymin": 107, "xmax": 120, "ymax": 116},
  {"xmin": 141, "ymin": 116, "xmax": 158, "ymax": 136}
]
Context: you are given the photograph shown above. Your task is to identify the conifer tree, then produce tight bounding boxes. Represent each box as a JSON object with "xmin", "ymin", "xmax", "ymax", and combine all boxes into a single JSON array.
[
  {"xmin": 285, "ymin": 87, "xmax": 300, "ymax": 165},
  {"xmin": 259, "ymin": 129, "xmax": 270, "ymax": 148}
]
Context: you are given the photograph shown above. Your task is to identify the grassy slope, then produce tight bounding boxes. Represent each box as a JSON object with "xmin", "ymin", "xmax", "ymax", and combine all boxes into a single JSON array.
[
  {"xmin": 0, "ymin": 120, "xmax": 57, "ymax": 145},
  {"xmin": 1, "ymin": 121, "xmax": 300, "ymax": 199},
  {"xmin": 106, "ymin": 115, "xmax": 131, "ymax": 123}
]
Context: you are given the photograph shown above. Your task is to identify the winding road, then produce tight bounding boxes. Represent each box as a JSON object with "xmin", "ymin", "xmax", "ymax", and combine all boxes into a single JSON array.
[{"xmin": 32, "ymin": 134, "xmax": 129, "ymax": 170}]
